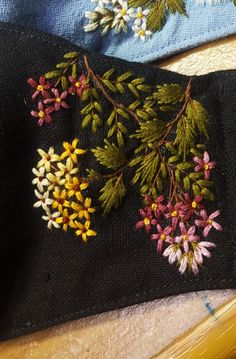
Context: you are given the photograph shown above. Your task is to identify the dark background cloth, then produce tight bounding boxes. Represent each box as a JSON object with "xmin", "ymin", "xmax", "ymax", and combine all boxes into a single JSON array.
[{"xmin": 0, "ymin": 22, "xmax": 235, "ymax": 341}]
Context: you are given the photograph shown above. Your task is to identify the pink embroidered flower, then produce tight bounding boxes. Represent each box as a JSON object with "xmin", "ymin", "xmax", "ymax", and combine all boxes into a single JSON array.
[
  {"xmin": 182, "ymin": 193, "xmax": 204, "ymax": 221},
  {"xmin": 165, "ymin": 202, "xmax": 185, "ymax": 229},
  {"xmin": 193, "ymin": 151, "xmax": 216, "ymax": 180},
  {"xmin": 151, "ymin": 225, "xmax": 173, "ymax": 253},
  {"xmin": 163, "ymin": 244, "xmax": 182, "ymax": 264},
  {"xmin": 31, "ymin": 102, "xmax": 54, "ymax": 126},
  {"xmin": 27, "ymin": 76, "xmax": 52, "ymax": 100},
  {"xmin": 68, "ymin": 74, "xmax": 89, "ymax": 97},
  {"xmin": 136, "ymin": 209, "xmax": 157, "ymax": 232},
  {"xmin": 193, "ymin": 241, "xmax": 216, "ymax": 265},
  {"xmin": 43, "ymin": 88, "xmax": 69, "ymax": 111},
  {"xmin": 144, "ymin": 194, "xmax": 166, "ymax": 217},
  {"xmin": 195, "ymin": 210, "xmax": 223, "ymax": 237},
  {"xmin": 175, "ymin": 223, "xmax": 200, "ymax": 253}
]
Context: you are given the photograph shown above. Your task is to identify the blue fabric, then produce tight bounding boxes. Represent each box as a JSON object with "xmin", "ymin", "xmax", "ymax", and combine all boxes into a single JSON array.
[{"xmin": 0, "ymin": 0, "xmax": 236, "ymax": 62}]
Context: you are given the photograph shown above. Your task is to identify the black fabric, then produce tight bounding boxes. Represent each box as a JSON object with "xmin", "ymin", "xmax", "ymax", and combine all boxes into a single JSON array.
[{"xmin": 0, "ymin": 22, "xmax": 235, "ymax": 341}]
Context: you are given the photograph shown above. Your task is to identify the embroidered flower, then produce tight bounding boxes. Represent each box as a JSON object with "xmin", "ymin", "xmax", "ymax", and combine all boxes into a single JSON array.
[
  {"xmin": 28, "ymin": 76, "xmax": 51, "ymax": 100},
  {"xmin": 52, "ymin": 188, "xmax": 70, "ymax": 213},
  {"xmin": 195, "ymin": 210, "xmax": 223, "ymax": 236},
  {"xmin": 46, "ymin": 172, "xmax": 66, "ymax": 191},
  {"xmin": 193, "ymin": 151, "xmax": 216, "ymax": 180},
  {"xmin": 32, "ymin": 167, "xmax": 49, "ymax": 192},
  {"xmin": 175, "ymin": 223, "xmax": 200, "ymax": 253},
  {"xmin": 165, "ymin": 202, "xmax": 185, "ymax": 229},
  {"xmin": 43, "ymin": 88, "xmax": 69, "ymax": 111},
  {"xmin": 132, "ymin": 22, "xmax": 152, "ymax": 41},
  {"xmin": 193, "ymin": 241, "xmax": 216, "ymax": 264},
  {"xmin": 132, "ymin": 7, "xmax": 149, "ymax": 26},
  {"xmin": 151, "ymin": 225, "xmax": 173, "ymax": 253},
  {"xmin": 65, "ymin": 177, "xmax": 89, "ymax": 200},
  {"xmin": 33, "ymin": 190, "xmax": 53, "ymax": 211},
  {"xmin": 55, "ymin": 158, "xmax": 79, "ymax": 180},
  {"xmin": 114, "ymin": 1, "xmax": 134, "ymax": 22},
  {"xmin": 31, "ymin": 101, "xmax": 53, "ymax": 126},
  {"xmin": 68, "ymin": 75, "xmax": 89, "ymax": 97},
  {"xmin": 182, "ymin": 193, "xmax": 204, "ymax": 221},
  {"xmin": 144, "ymin": 194, "xmax": 166, "ymax": 217},
  {"xmin": 179, "ymin": 254, "xmax": 188, "ymax": 274},
  {"xmin": 56, "ymin": 208, "xmax": 77, "ymax": 231},
  {"xmin": 37, "ymin": 147, "xmax": 60, "ymax": 172},
  {"xmin": 61, "ymin": 139, "xmax": 86, "ymax": 164},
  {"xmin": 163, "ymin": 244, "xmax": 182, "ymax": 264},
  {"xmin": 42, "ymin": 211, "xmax": 60, "ymax": 229},
  {"xmin": 71, "ymin": 220, "xmax": 97, "ymax": 242},
  {"xmin": 71, "ymin": 198, "xmax": 96, "ymax": 220},
  {"xmin": 136, "ymin": 209, "xmax": 157, "ymax": 232}
]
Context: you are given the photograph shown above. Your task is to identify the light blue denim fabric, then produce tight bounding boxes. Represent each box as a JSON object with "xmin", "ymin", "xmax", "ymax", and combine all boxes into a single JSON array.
[{"xmin": 0, "ymin": 0, "xmax": 236, "ymax": 62}]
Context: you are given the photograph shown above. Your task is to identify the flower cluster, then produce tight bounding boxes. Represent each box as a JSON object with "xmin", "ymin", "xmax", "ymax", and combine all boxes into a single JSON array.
[
  {"xmin": 28, "ymin": 74, "xmax": 89, "ymax": 126},
  {"xmin": 84, "ymin": 0, "xmax": 152, "ymax": 40},
  {"xmin": 32, "ymin": 139, "xmax": 97, "ymax": 241},
  {"xmin": 136, "ymin": 193, "xmax": 222, "ymax": 275}
]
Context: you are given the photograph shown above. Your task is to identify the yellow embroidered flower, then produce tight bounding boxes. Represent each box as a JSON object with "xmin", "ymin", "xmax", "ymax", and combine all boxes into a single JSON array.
[
  {"xmin": 65, "ymin": 177, "xmax": 89, "ymax": 201},
  {"xmin": 56, "ymin": 208, "xmax": 77, "ymax": 232},
  {"xmin": 46, "ymin": 172, "xmax": 66, "ymax": 191},
  {"xmin": 61, "ymin": 139, "xmax": 86, "ymax": 164},
  {"xmin": 71, "ymin": 198, "xmax": 96, "ymax": 220},
  {"xmin": 71, "ymin": 220, "xmax": 97, "ymax": 242},
  {"xmin": 37, "ymin": 147, "xmax": 60, "ymax": 172},
  {"xmin": 55, "ymin": 158, "xmax": 79, "ymax": 180},
  {"xmin": 52, "ymin": 188, "xmax": 70, "ymax": 213}
]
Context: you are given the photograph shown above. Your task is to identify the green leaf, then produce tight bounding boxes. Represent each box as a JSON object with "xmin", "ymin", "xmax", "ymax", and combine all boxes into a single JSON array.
[
  {"xmin": 186, "ymin": 99, "xmax": 208, "ymax": 137},
  {"xmin": 174, "ymin": 115, "xmax": 195, "ymax": 160},
  {"xmin": 132, "ymin": 150, "xmax": 160, "ymax": 189},
  {"xmin": 63, "ymin": 51, "xmax": 79, "ymax": 59},
  {"xmin": 201, "ymin": 188, "xmax": 215, "ymax": 201},
  {"xmin": 197, "ymin": 180, "xmax": 214, "ymax": 188},
  {"xmin": 147, "ymin": 0, "xmax": 166, "ymax": 32},
  {"xmin": 128, "ymin": 0, "xmax": 153, "ymax": 7},
  {"xmin": 92, "ymin": 139, "xmax": 127, "ymax": 169},
  {"xmin": 128, "ymin": 83, "xmax": 139, "ymax": 97},
  {"xmin": 103, "ymin": 68, "xmax": 115, "ymax": 80},
  {"xmin": 80, "ymin": 102, "xmax": 94, "ymax": 115},
  {"xmin": 128, "ymin": 100, "xmax": 141, "ymax": 110},
  {"xmin": 72, "ymin": 63, "xmax": 77, "ymax": 78},
  {"xmin": 117, "ymin": 71, "xmax": 133, "ymax": 82},
  {"xmin": 117, "ymin": 108, "xmax": 130, "ymax": 120},
  {"xmin": 82, "ymin": 114, "xmax": 92, "ymax": 128},
  {"xmin": 102, "ymin": 79, "xmax": 117, "ymax": 92},
  {"xmin": 107, "ymin": 109, "xmax": 116, "ymax": 126},
  {"xmin": 155, "ymin": 84, "xmax": 185, "ymax": 104},
  {"xmin": 132, "ymin": 119, "xmax": 166, "ymax": 144},
  {"xmin": 168, "ymin": 156, "xmax": 179, "ymax": 164},
  {"xmin": 192, "ymin": 183, "xmax": 201, "ymax": 196},
  {"xmin": 86, "ymin": 169, "xmax": 102, "ymax": 181},
  {"xmin": 56, "ymin": 62, "xmax": 69, "ymax": 69},
  {"xmin": 165, "ymin": 0, "xmax": 186, "ymax": 15},
  {"xmin": 61, "ymin": 76, "xmax": 68, "ymax": 90},
  {"xmin": 183, "ymin": 176, "xmax": 190, "ymax": 190},
  {"xmin": 44, "ymin": 70, "xmax": 62, "ymax": 79},
  {"xmin": 99, "ymin": 175, "xmax": 127, "ymax": 215}
]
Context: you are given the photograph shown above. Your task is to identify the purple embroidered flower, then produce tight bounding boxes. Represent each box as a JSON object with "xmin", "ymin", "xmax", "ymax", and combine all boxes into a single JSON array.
[
  {"xmin": 28, "ymin": 76, "xmax": 52, "ymax": 100},
  {"xmin": 136, "ymin": 209, "xmax": 157, "ymax": 232},
  {"xmin": 31, "ymin": 102, "xmax": 54, "ymax": 126},
  {"xmin": 193, "ymin": 151, "xmax": 216, "ymax": 180},
  {"xmin": 193, "ymin": 241, "xmax": 216, "ymax": 265},
  {"xmin": 165, "ymin": 202, "xmax": 185, "ymax": 229},
  {"xmin": 175, "ymin": 223, "xmax": 200, "ymax": 253},
  {"xmin": 68, "ymin": 74, "xmax": 89, "ymax": 97},
  {"xmin": 151, "ymin": 225, "xmax": 173, "ymax": 253},
  {"xmin": 43, "ymin": 88, "xmax": 69, "ymax": 111},
  {"xmin": 195, "ymin": 210, "xmax": 223, "ymax": 237},
  {"xmin": 182, "ymin": 193, "xmax": 204, "ymax": 221},
  {"xmin": 144, "ymin": 194, "xmax": 166, "ymax": 217}
]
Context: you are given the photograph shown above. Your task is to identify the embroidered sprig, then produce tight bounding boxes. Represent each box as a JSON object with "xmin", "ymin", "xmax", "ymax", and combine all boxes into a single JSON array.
[
  {"xmin": 32, "ymin": 139, "xmax": 97, "ymax": 241},
  {"xmin": 28, "ymin": 52, "xmax": 223, "ymax": 274}
]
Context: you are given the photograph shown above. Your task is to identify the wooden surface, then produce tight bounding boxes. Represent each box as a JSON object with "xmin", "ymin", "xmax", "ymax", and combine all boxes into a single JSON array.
[{"xmin": 1, "ymin": 35, "xmax": 236, "ymax": 358}]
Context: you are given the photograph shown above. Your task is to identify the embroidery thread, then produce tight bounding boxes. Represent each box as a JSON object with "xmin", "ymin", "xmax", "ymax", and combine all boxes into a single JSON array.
[
  {"xmin": 28, "ymin": 52, "xmax": 222, "ymax": 274},
  {"xmin": 32, "ymin": 139, "xmax": 97, "ymax": 242}
]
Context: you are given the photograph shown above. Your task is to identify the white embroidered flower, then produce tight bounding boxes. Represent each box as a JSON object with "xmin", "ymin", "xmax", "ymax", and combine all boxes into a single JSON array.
[
  {"xmin": 32, "ymin": 167, "xmax": 49, "ymax": 192},
  {"xmin": 55, "ymin": 158, "xmax": 79, "ymax": 180},
  {"xmin": 179, "ymin": 254, "xmax": 188, "ymax": 274},
  {"xmin": 42, "ymin": 211, "xmax": 60, "ymax": 229},
  {"xmin": 132, "ymin": 7, "xmax": 149, "ymax": 26},
  {"xmin": 163, "ymin": 244, "xmax": 182, "ymax": 264},
  {"xmin": 33, "ymin": 190, "xmax": 53, "ymax": 211},
  {"xmin": 37, "ymin": 147, "xmax": 60, "ymax": 172},
  {"xmin": 46, "ymin": 173, "xmax": 66, "ymax": 191},
  {"xmin": 114, "ymin": 1, "xmax": 135, "ymax": 22},
  {"xmin": 132, "ymin": 22, "xmax": 152, "ymax": 41},
  {"xmin": 193, "ymin": 241, "xmax": 216, "ymax": 264},
  {"xmin": 91, "ymin": 0, "xmax": 111, "ymax": 7}
]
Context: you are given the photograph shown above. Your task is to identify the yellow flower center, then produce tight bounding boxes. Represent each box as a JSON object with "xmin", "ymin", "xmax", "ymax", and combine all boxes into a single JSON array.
[
  {"xmin": 171, "ymin": 210, "xmax": 178, "ymax": 217},
  {"xmin": 204, "ymin": 164, "xmax": 209, "ymax": 170},
  {"xmin": 192, "ymin": 201, "xmax": 197, "ymax": 209},
  {"xmin": 144, "ymin": 218, "xmax": 150, "ymax": 226},
  {"xmin": 56, "ymin": 97, "xmax": 61, "ymax": 103},
  {"xmin": 121, "ymin": 9, "xmax": 127, "ymax": 16},
  {"xmin": 38, "ymin": 111, "xmax": 45, "ymax": 118},
  {"xmin": 151, "ymin": 203, "xmax": 158, "ymax": 211},
  {"xmin": 160, "ymin": 234, "xmax": 166, "ymax": 240},
  {"xmin": 183, "ymin": 235, "xmax": 188, "ymax": 241},
  {"xmin": 207, "ymin": 219, "xmax": 213, "ymax": 225},
  {"xmin": 138, "ymin": 30, "xmax": 145, "ymax": 37},
  {"xmin": 37, "ymin": 85, "xmax": 44, "ymax": 91},
  {"xmin": 137, "ymin": 12, "xmax": 143, "ymax": 18},
  {"xmin": 75, "ymin": 81, "xmax": 81, "ymax": 88}
]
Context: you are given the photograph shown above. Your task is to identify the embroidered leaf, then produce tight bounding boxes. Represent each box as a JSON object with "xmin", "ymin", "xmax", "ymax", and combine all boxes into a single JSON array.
[
  {"xmin": 63, "ymin": 51, "xmax": 79, "ymax": 59},
  {"xmin": 174, "ymin": 115, "xmax": 195, "ymax": 160},
  {"xmin": 117, "ymin": 71, "xmax": 133, "ymax": 82},
  {"xmin": 92, "ymin": 140, "xmax": 127, "ymax": 170},
  {"xmin": 44, "ymin": 70, "xmax": 62, "ymax": 79},
  {"xmin": 166, "ymin": 0, "xmax": 186, "ymax": 15},
  {"xmin": 99, "ymin": 175, "xmax": 127, "ymax": 215},
  {"xmin": 186, "ymin": 99, "xmax": 208, "ymax": 137},
  {"xmin": 147, "ymin": 0, "xmax": 166, "ymax": 32},
  {"xmin": 155, "ymin": 84, "xmax": 185, "ymax": 105},
  {"xmin": 128, "ymin": 0, "xmax": 153, "ymax": 7},
  {"xmin": 86, "ymin": 169, "xmax": 103, "ymax": 181},
  {"xmin": 103, "ymin": 68, "xmax": 115, "ymax": 80},
  {"xmin": 132, "ymin": 119, "xmax": 166, "ymax": 144}
]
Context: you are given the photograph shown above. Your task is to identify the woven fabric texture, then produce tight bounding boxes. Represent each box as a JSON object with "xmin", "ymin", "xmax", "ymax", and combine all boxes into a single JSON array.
[
  {"xmin": 0, "ymin": 1, "xmax": 236, "ymax": 62},
  {"xmin": 0, "ymin": 22, "xmax": 235, "ymax": 341}
]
